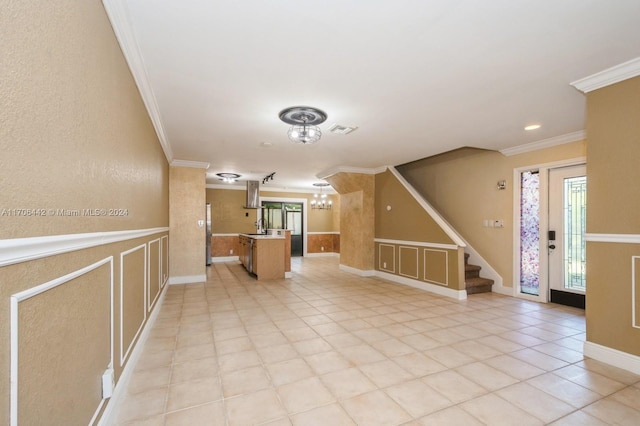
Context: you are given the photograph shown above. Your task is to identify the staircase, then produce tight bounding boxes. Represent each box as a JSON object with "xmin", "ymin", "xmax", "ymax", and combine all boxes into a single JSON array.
[{"xmin": 465, "ymin": 253, "xmax": 494, "ymax": 294}]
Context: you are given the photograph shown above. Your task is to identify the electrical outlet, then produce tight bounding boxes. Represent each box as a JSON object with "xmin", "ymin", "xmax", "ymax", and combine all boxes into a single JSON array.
[
  {"xmin": 321, "ymin": 246, "xmax": 324, "ymax": 251},
  {"xmin": 229, "ymin": 249, "xmax": 233, "ymax": 254},
  {"xmin": 494, "ymin": 219, "xmax": 504, "ymax": 228},
  {"xmin": 383, "ymin": 262, "xmax": 387, "ymax": 268}
]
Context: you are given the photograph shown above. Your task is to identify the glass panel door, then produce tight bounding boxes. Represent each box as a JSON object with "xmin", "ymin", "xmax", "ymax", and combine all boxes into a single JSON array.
[{"xmin": 520, "ymin": 171, "xmax": 540, "ymax": 296}]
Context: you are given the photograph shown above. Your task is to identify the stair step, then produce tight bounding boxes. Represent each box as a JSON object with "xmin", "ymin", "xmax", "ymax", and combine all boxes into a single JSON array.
[{"xmin": 465, "ymin": 277, "xmax": 494, "ymax": 295}]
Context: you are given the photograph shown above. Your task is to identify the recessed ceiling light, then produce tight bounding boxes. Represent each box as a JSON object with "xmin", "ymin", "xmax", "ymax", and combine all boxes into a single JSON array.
[{"xmin": 524, "ymin": 124, "xmax": 541, "ymax": 131}]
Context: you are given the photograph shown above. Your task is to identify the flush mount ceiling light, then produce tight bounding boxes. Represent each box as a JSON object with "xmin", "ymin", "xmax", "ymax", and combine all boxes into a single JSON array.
[
  {"xmin": 216, "ymin": 172, "xmax": 241, "ymax": 183},
  {"xmin": 279, "ymin": 106, "xmax": 327, "ymax": 144},
  {"xmin": 524, "ymin": 124, "xmax": 541, "ymax": 131}
]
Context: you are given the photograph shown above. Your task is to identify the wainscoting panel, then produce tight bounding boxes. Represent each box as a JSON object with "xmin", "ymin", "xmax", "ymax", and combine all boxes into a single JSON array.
[
  {"xmin": 399, "ymin": 246, "xmax": 419, "ymax": 279},
  {"xmin": 424, "ymin": 248, "xmax": 449, "ymax": 286},
  {"xmin": 211, "ymin": 234, "xmax": 239, "ymax": 258},
  {"xmin": 161, "ymin": 235, "xmax": 169, "ymax": 287},
  {"xmin": 378, "ymin": 243, "xmax": 395, "ymax": 273},
  {"xmin": 120, "ymin": 244, "xmax": 147, "ymax": 366},
  {"xmin": 148, "ymin": 239, "xmax": 160, "ymax": 312},
  {"xmin": 10, "ymin": 257, "xmax": 113, "ymax": 426},
  {"xmin": 634, "ymin": 256, "xmax": 640, "ymax": 329}
]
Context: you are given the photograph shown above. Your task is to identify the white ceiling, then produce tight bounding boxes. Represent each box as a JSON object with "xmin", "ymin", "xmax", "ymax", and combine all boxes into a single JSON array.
[{"xmin": 107, "ymin": 0, "xmax": 640, "ymax": 191}]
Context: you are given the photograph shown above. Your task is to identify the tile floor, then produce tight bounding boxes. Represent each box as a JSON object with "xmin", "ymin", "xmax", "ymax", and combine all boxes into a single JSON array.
[{"xmin": 115, "ymin": 257, "xmax": 640, "ymax": 425}]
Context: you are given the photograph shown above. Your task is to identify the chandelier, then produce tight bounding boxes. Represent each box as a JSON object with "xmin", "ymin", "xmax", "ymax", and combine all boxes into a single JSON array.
[
  {"xmin": 279, "ymin": 106, "xmax": 327, "ymax": 144},
  {"xmin": 311, "ymin": 183, "xmax": 332, "ymax": 210}
]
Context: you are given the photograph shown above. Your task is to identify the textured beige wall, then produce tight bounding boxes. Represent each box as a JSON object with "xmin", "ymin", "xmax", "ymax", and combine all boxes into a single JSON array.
[
  {"xmin": 326, "ymin": 173, "xmax": 375, "ymax": 271},
  {"xmin": 0, "ymin": 0, "xmax": 169, "ymax": 239},
  {"xmin": 0, "ymin": 1, "xmax": 170, "ymax": 423},
  {"xmin": 170, "ymin": 167, "xmax": 206, "ymax": 278},
  {"xmin": 397, "ymin": 142, "xmax": 585, "ymax": 287},
  {"xmin": 585, "ymin": 76, "xmax": 640, "ymax": 356}
]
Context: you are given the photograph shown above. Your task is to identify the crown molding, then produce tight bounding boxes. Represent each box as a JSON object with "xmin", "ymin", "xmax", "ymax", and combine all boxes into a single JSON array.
[
  {"xmin": 571, "ymin": 57, "xmax": 640, "ymax": 93},
  {"xmin": 102, "ymin": 0, "xmax": 174, "ymax": 163},
  {"xmin": 205, "ymin": 183, "xmax": 337, "ymax": 194},
  {"xmin": 170, "ymin": 159, "xmax": 210, "ymax": 169},
  {"xmin": 500, "ymin": 130, "xmax": 585, "ymax": 157},
  {"xmin": 317, "ymin": 165, "xmax": 388, "ymax": 180}
]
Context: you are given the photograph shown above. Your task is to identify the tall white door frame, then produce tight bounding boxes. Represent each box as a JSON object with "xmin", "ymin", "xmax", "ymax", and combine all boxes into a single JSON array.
[
  {"xmin": 258, "ymin": 196, "xmax": 309, "ymax": 257},
  {"xmin": 512, "ymin": 157, "xmax": 586, "ymax": 302}
]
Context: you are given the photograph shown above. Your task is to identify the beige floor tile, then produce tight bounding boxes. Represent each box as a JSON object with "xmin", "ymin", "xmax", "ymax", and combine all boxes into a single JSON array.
[
  {"xmin": 291, "ymin": 403, "xmax": 356, "ymax": 426},
  {"xmin": 251, "ymin": 331, "xmax": 290, "ymax": 348},
  {"xmin": 226, "ymin": 388, "xmax": 288, "ymax": 426},
  {"xmin": 484, "ymin": 354, "xmax": 545, "ymax": 380},
  {"xmin": 422, "ymin": 370, "xmax": 487, "ymax": 403},
  {"xmin": 221, "ymin": 365, "xmax": 271, "ymax": 397},
  {"xmin": 548, "ymin": 410, "xmax": 609, "ymax": 426},
  {"xmin": 116, "ymin": 415, "xmax": 165, "ymax": 426},
  {"xmin": 281, "ymin": 326, "xmax": 319, "ymax": 342},
  {"xmin": 321, "ymin": 367, "xmax": 377, "ymax": 400},
  {"xmin": 527, "ymin": 372, "xmax": 601, "ymax": 408},
  {"xmin": 398, "ymin": 333, "xmax": 442, "ymax": 351},
  {"xmin": 477, "ymin": 334, "xmax": 527, "ymax": 353},
  {"xmin": 371, "ymin": 338, "xmax": 416, "ymax": 357},
  {"xmin": 135, "ymin": 350, "xmax": 173, "ymax": 371},
  {"xmin": 267, "ymin": 358, "xmax": 315, "ymax": 386},
  {"xmin": 554, "ymin": 364, "xmax": 627, "ymax": 396},
  {"xmin": 258, "ymin": 343, "xmax": 300, "ymax": 364},
  {"xmin": 173, "ymin": 342, "xmax": 216, "ymax": 364},
  {"xmin": 451, "ymin": 339, "xmax": 502, "ymax": 360},
  {"xmin": 165, "ymin": 401, "xmax": 225, "ymax": 425},
  {"xmin": 610, "ymin": 385, "xmax": 640, "ymax": 410},
  {"xmin": 423, "ymin": 346, "xmax": 475, "ymax": 368},
  {"xmin": 277, "ymin": 377, "xmax": 335, "ymax": 414},
  {"xmin": 312, "ymin": 322, "xmax": 347, "ymax": 337},
  {"xmin": 212, "ymin": 325, "xmax": 247, "ymax": 341},
  {"xmin": 352, "ymin": 328, "xmax": 393, "ymax": 343},
  {"xmin": 305, "ymin": 350, "xmax": 353, "ymax": 375},
  {"xmin": 359, "ymin": 359, "xmax": 414, "ymax": 388},
  {"xmin": 341, "ymin": 390, "xmax": 412, "ymax": 426},
  {"xmin": 171, "ymin": 356, "xmax": 218, "ymax": 384},
  {"xmin": 392, "ymin": 352, "xmax": 447, "ymax": 377},
  {"xmin": 323, "ymin": 332, "xmax": 363, "ymax": 349},
  {"xmin": 215, "ymin": 335, "xmax": 254, "ymax": 355},
  {"xmin": 166, "ymin": 376, "xmax": 222, "ymax": 412},
  {"xmin": 510, "ymin": 348, "xmax": 569, "ymax": 371},
  {"xmin": 293, "ymin": 337, "xmax": 333, "ymax": 356},
  {"xmin": 127, "ymin": 366, "xmax": 171, "ymax": 394},
  {"xmin": 144, "ymin": 336, "xmax": 176, "ymax": 354},
  {"xmin": 582, "ymin": 399, "xmax": 640, "ymax": 425},
  {"xmin": 496, "ymin": 382, "xmax": 574, "ymax": 423},
  {"xmin": 579, "ymin": 358, "xmax": 640, "ymax": 385},
  {"xmin": 338, "ymin": 344, "xmax": 386, "ymax": 365},
  {"xmin": 455, "ymin": 362, "xmax": 519, "ymax": 391},
  {"xmin": 385, "ymin": 379, "xmax": 452, "ymax": 417},
  {"xmin": 117, "ymin": 388, "xmax": 168, "ymax": 423},
  {"xmin": 418, "ymin": 406, "xmax": 484, "ymax": 425},
  {"xmin": 532, "ymin": 342, "xmax": 584, "ymax": 363},
  {"xmin": 461, "ymin": 394, "xmax": 543, "ymax": 426},
  {"xmin": 218, "ymin": 349, "xmax": 261, "ymax": 372}
]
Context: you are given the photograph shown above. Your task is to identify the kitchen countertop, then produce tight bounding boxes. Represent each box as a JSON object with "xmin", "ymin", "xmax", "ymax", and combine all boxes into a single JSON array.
[{"xmin": 239, "ymin": 233, "xmax": 285, "ymax": 240}]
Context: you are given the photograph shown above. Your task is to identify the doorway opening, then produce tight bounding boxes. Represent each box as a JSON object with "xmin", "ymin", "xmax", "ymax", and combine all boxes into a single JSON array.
[
  {"xmin": 259, "ymin": 197, "xmax": 308, "ymax": 257},
  {"xmin": 514, "ymin": 159, "xmax": 586, "ymax": 307}
]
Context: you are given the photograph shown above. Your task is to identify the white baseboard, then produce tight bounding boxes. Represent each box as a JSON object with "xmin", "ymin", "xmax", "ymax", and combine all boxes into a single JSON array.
[
  {"xmin": 583, "ymin": 341, "xmax": 640, "ymax": 375},
  {"xmin": 210, "ymin": 256, "xmax": 240, "ymax": 263},
  {"xmin": 339, "ymin": 264, "xmax": 376, "ymax": 277},
  {"xmin": 306, "ymin": 252, "xmax": 339, "ymax": 258},
  {"xmin": 491, "ymin": 283, "xmax": 514, "ymax": 296},
  {"xmin": 98, "ymin": 284, "xmax": 167, "ymax": 425},
  {"xmin": 376, "ymin": 270, "xmax": 467, "ymax": 300},
  {"xmin": 168, "ymin": 274, "xmax": 206, "ymax": 285}
]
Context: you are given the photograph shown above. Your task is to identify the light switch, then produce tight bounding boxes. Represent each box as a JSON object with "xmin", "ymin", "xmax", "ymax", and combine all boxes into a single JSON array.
[{"xmin": 197, "ymin": 220, "xmax": 204, "ymax": 227}]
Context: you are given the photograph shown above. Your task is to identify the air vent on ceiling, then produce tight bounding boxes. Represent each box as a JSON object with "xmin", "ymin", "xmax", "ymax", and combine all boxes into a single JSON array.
[{"xmin": 328, "ymin": 123, "xmax": 358, "ymax": 135}]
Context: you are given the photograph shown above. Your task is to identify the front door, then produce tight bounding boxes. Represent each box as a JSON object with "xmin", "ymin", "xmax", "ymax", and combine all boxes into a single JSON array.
[{"xmin": 548, "ymin": 165, "xmax": 587, "ymax": 308}]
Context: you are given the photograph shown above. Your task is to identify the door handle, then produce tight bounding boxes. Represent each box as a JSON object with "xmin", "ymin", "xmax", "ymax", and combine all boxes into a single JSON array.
[{"xmin": 549, "ymin": 244, "xmax": 556, "ymax": 249}]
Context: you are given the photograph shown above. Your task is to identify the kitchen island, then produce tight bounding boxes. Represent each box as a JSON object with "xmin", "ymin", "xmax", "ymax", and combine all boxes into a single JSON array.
[{"xmin": 238, "ymin": 232, "xmax": 290, "ymax": 280}]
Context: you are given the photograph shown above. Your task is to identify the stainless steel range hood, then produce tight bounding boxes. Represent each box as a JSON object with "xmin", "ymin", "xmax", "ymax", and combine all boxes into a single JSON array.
[{"xmin": 245, "ymin": 180, "xmax": 260, "ymax": 209}]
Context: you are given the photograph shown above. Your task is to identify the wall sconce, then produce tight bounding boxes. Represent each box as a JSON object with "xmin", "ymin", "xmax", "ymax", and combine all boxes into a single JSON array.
[{"xmin": 497, "ymin": 180, "xmax": 507, "ymax": 190}]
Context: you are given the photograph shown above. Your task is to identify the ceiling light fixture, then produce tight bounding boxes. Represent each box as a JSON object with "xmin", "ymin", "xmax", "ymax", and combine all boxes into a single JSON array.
[
  {"xmin": 279, "ymin": 106, "xmax": 327, "ymax": 144},
  {"xmin": 524, "ymin": 124, "xmax": 541, "ymax": 131},
  {"xmin": 216, "ymin": 172, "xmax": 241, "ymax": 183},
  {"xmin": 311, "ymin": 183, "xmax": 332, "ymax": 210}
]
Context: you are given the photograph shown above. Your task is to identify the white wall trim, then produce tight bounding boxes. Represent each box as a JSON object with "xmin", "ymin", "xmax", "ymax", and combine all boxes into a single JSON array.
[
  {"xmin": 211, "ymin": 233, "xmax": 240, "ymax": 237},
  {"xmin": 0, "ymin": 227, "xmax": 169, "ymax": 267},
  {"xmin": 147, "ymin": 239, "xmax": 161, "ymax": 312},
  {"xmin": 99, "ymin": 284, "xmax": 168, "ymax": 426},
  {"xmin": 260, "ymin": 196, "xmax": 309, "ymax": 256},
  {"xmin": 307, "ymin": 231, "xmax": 340, "ymax": 235},
  {"xmin": 210, "ymin": 256, "xmax": 240, "ymax": 263},
  {"xmin": 378, "ymin": 243, "xmax": 396, "ymax": 273},
  {"xmin": 317, "ymin": 165, "xmax": 387, "ymax": 180},
  {"xmin": 571, "ymin": 57, "xmax": 640, "ymax": 93},
  {"xmin": 305, "ymin": 252, "xmax": 339, "ymax": 258},
  {"xmin": 585, "ymin": 233, "xmax": 640, "ymax": 244},
  {"xmin": 101, "ymin": 0, "xmax": 173, "ymax": 162},
  {"xmin": 375, "ymin": 238, "xmax": 458, "ymax": 251},
  {"xmin": 387, "ymin": 167, "xmax": 467, "ymax": 248},
  {"xmin": 168, "ymin": 274, "xmax": 207, "ymax": 284},
  {"xmin": 633, "ymin": 257, "xmax": 640, "ymax": 330},
  {"xmin": 500, "ymin": 130, "xmax": 586, "ymax": 157},
  {"xmin": 339, "ymin": 264, "xmax": 376, "ymax": 277},
  {"xmin": 205, "ymin": 184, "xmax": 338, "ymax": 195},
  {"xmin": 583, "ymin": 341, "xmax": 640, "ymax": 375},
  {"xmin": 120, "ymin": 244, "xmax": 147, "ymax": 366},
  {"xmin": 10, "ymin": 257, "xmax": 114, "ymax": 426},
  {"xmin": 161, "ymin": 235, "xmax": 169, "ymax": 287},
  {"xmin": 376, "ymin": 270, "xmax": 467, "ymax": 300},
  {"xmin": 170, "ymin": 159, "xmax": 210, "ymax": 169}
]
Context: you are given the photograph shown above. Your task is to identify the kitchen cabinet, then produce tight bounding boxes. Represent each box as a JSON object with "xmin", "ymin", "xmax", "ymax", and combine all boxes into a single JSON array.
[{"xmin": 238, "ymin": 234, "xmax": 285, "ymax": 280}]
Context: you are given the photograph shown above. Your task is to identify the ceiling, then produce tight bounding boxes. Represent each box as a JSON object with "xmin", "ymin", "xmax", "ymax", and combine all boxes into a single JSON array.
[{"xmin": 106, "ymin": 0, "xmax": 640, "ymax": 191}]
